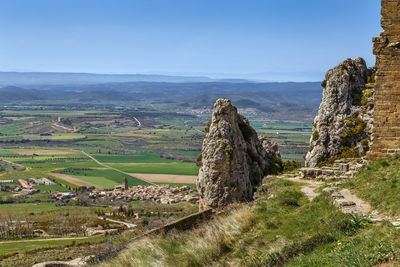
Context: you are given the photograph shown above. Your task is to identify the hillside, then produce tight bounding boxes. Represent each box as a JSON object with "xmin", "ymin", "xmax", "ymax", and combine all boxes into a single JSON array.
[
  {"xmin": 101, "ymin": 157, "xmax": 400, "ymax": 266},
  {"xmin": 0, "ymin": 81, "xmax": 322, "ymax": 122}
]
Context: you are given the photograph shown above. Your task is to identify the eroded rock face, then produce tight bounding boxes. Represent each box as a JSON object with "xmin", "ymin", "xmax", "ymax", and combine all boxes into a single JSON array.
[
  {"xmin": 305, "ymin": 58, "xmax": 375, "ymax": 167},
  {"xmin": 197, "ymin": 98, "xmax": 282, "ymax": 210}
]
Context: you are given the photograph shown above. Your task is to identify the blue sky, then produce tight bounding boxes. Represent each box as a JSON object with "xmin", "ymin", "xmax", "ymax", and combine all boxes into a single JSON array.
[{"xmin": 0, "ymin": 0, "xmax": 381, "ymax": 81}]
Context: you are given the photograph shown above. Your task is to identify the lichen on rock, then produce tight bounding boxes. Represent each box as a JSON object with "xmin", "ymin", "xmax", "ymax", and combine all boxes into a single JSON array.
[
  {"xmin": 196, "ymin": 98, "xmax": 282, "ymax": 210},
  {"xmin": 305, "ymin": 58, "xmax": 375, "ymax": 167}
]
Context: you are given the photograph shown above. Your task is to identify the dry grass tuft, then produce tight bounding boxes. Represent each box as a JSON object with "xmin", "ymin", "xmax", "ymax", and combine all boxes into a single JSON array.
[{"xmin": 101, "ymin": 206, "xmax": 254, "ymax": 267}]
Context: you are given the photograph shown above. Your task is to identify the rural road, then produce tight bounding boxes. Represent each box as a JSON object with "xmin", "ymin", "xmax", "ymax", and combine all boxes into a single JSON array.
[
  {"xmin": 98, "ymin": 217, "xmax": 136, "ymax": 228},
  {"xmin": 80, "ymin": 151, "xmax": 156, "ymax": 185},
  {"xmin": 133, "ymin": 117, "xmax": 141, "ymax": 127}
]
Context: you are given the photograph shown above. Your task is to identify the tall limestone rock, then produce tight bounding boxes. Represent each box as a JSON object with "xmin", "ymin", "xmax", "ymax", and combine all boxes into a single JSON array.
[
  {"xmin": 196, "ymin": 98, "xmax": 282, "ymax": 210},
  {"xmin": 305, "ymin": 58, "xmax": 375, "ymax": 167}
]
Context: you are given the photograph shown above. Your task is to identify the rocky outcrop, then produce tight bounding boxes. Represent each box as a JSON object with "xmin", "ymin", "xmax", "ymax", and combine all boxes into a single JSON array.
[
  {"xmin": 305, "ymin": 58, "xmax": 375, "ymax": 167},
  {"xmin": 196, "ymin": 98, "xmax": 282, "ymax": 210}
]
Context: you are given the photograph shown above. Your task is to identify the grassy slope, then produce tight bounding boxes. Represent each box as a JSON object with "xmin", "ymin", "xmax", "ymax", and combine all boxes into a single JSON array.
[{"xmin": 102, "ymin": 177, "xmax": 399, "ymax": 267}]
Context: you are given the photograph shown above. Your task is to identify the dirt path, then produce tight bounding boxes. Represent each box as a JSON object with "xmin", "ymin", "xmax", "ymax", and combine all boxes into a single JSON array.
[
  {"xmin": 98, "ymin": 217, "xmax": 136, "ymax": 228},
  {"xmin": 81, "ymin": 151, "xmax": 156, "ymax": 185},
  {"xmin": 284, "ymin": 175, "xmax": 400, "ymax": 228},
  {"xmin": 133, "ymin": 117, "xmax": 141, "ymax": 127},
  {"xmin": 49, "ymin": 172, "xmax": 103, "ymax": 189},
  {"xmin": 285, "ymin": 176, "xmax": 323, "ymax": 201},
  {"xmin": 128, "ymin": 173, "xmax": 196, "ymax": 184},
  {"xmin": 337, "ymin": 188, "xmax": 371, "ymax": 216}
]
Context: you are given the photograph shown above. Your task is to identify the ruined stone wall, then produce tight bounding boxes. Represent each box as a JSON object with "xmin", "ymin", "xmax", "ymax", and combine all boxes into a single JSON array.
[{"xmin": 368, "ymin": 0, "xmax": 400, "ymax": 160}]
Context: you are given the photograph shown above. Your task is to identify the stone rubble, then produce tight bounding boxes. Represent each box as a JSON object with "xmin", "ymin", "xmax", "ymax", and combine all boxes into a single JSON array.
[{"xmin": 300, "ymin": 157, "xmax": 367, "ymax": 179}]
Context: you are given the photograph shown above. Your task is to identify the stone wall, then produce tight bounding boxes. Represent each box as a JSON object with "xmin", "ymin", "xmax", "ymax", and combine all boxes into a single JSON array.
[{"xmin": 368, "ymin": 0, "xmax": 400, "ymax": 160}]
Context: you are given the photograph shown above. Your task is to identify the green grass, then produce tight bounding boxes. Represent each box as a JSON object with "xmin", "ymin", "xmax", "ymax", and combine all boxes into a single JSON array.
[
  {"xmin": 0, "ymin": 203, "xmax": 73, "ymax": 216},
  {"xmin": 0, "ymin": 149, "xmax": 19, "ymax": 156},
  {"xmin": 109, "ymin": 162, "xmax": 199, "ymax": 176},
  {"xmin": 166, "ymin": 150, "xmax": 200, "ymax": 158},
  {"xmin": 33, "ymin": 185, "xmax": 70, "ymax": 192},
  {"xmin": 47, "ymin": 133, "xmax": 86, "ymax": 140},
  {"xmin": 59, "ymin": 168, "xmax": 148, "ymax": 188},
  {"xmin": 14, "ymin": 160, "xmax": 102, "ymax": 169},
  {"xmin": 10, "ymin": 154, "xmax": 87, "ymax": 161},
  {"xmin": 104, "ymin": 177, "xmax": 400, "ymax": 267},
  {"xmin": 0, "ymin": 236, "xmax": 106, "ymax": 258},
  {"xmin": 345, "ymin": 155, "xmax": 400, "ymax": 216},
  {"xmin": 74, "ymin": 175, "xmax": 119, "ymax": 188},
  {"xmin": 0, "ymin": 118, "xmax": 35, "ymax": 135},
  {"xmin": 0, "ymin": 191, "xmax": 15, "ymax": 197},
  {"xmin": 93, "ymin": 152, "xmax": 178, "ymax": 163}
]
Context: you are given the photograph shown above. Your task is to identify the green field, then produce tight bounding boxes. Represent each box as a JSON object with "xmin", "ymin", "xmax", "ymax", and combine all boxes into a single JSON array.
[
  {"xmin": 166, "ymin": 150, "xmax": 200, "ymax": 158},
  {"xmin": 93, "ymin": 153, "xmax": 179, "ymax": 163},
  {"xmin": 110, "ymin": 162, "xmax": 199, "ymax": 176},
  {"xmin": 0, "ymin": 118, "xmax": 35, "ymax": 135},
  {"xmin": 33, "ymin": 185, "xmax": 70, "ymax": 192},
  {"xmin": 75, "ymin": 175, "xmax": 119, "ymax": 188},
  {"xmin": 12, "ymin": 160, "xmax": 102, "ymax": 169},
  {"xmin": 59, "ymin": 168, "xmax": 148, "ymax": 188},
  {"xmin": 0, "ymin": 236, "xmax": 106, "ymax": 258},
  {"xmin": 0, "ymin": 202, "xmax": 75, "ymax": 216}
]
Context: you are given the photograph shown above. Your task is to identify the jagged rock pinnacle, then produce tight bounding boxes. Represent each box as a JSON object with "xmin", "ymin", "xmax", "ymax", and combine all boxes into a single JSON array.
[{"xmin": 196, "ymin": 98, "xmax": 282, "ymax": 210}]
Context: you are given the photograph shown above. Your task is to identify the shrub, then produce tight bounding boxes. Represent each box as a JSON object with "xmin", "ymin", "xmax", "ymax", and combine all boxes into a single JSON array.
[
  {"xmin": 196, "ymin": 153, "xmax": 202, "ymax": 167},
  {"xmin": 283, "ymin": 160, "xmax": 302, "ymax": 171},
  {"xmin": 225, "ymin": 144, "xmax": 233, "ymax": 157},
  {"xmin": 205, "ymin": 120, "xmax": 212, "ymax": 133},
  {"xmin": 367, "ymin": 72, "xmax": 376, "ymax": 84},
  {"xmin": 340, "ymin": 114, "xmax": 366, "ymax": 140},
  {"xmin": 339, "ymin": 145, "xmax": 361, "ymax": 159},
  {"xmin": 267, "ymin": 156, "xmax": 283, "ymax": 175},
  {"xmin": 281, "ymin": 198, "xmax": 300, "ymax": 207},
  {"xmin": 361, "ymin": 95, "xmax": 368, "ymax": 106},
  {"xmin": 363, "ymin": 89, "xmax": 373, "ymax": 98},
  {"xmin": 312, "ymin": 131, "xmax": 319, "ymax": 142}
]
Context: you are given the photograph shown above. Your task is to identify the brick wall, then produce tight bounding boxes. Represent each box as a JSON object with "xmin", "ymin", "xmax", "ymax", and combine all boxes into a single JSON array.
[{"xmin": 368, "ymin": 0, "xmax": 400, "ymax": 160}]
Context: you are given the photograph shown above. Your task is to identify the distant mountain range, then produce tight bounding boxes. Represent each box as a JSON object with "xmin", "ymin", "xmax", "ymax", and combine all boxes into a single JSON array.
[
  {"xmin": 0, "ymin": 71, "xmax": 323, "ymax": 121},
  {"xmin": 0, "ymin": 71, "xmax": 250, "ymax": 86}
]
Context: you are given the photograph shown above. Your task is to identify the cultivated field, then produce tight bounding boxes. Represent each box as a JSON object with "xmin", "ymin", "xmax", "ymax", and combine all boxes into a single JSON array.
[
  {"xmin": 129, "ymin": 173, "xmax": 197, "ymax": 184},
  {"xmin": 0, "ymin": 103, "xmax": 312, "ymax": 263}
]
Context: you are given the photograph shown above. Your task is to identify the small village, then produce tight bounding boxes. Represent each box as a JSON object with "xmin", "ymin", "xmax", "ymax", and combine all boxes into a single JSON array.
[{"xmin": 89, "ymin": 180, "xmax": 199, "ymax": 204}]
